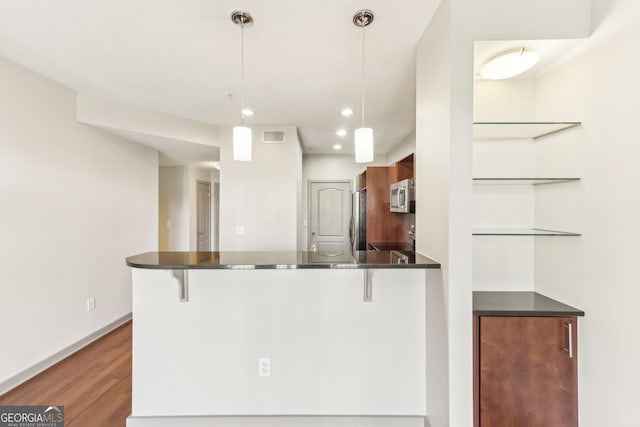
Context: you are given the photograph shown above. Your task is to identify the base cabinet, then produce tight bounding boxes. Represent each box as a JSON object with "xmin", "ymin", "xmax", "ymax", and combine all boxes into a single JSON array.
[{"xmin": 474, "ymin": 316, "xmax": 579, "ymax": 427}]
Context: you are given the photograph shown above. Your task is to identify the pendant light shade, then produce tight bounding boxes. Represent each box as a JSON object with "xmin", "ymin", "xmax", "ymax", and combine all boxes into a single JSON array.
[
  {"xmin": 233, "ymin": 126, "xmax": 252, "ymax": 161},
  {"xmin": 231, "ymin": 11, "xmax": 253, "ymax": 161},
  {"xmin": 353, "ymin": 9, "xmax": 374, "ymax": 163},
  {"xmin": 354, "ymin": 127, "xmax": 373, "ymax": 163}
]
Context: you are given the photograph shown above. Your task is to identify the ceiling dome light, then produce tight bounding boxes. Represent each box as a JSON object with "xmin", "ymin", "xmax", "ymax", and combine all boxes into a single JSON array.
[
  {"xmin": 242, "ymin": 108, "xmax": 255, "ymax": 116},
  {"xmin": 478, "ymin": 47, "xmax": 540, "ymax": 80},
  {"xmin": 333, "ymin": 144, "xmax": 343, "ymax": 150},
  {"xmin": 340, "ymin": 108, "xmax": 354, "ymax": 117},
  {"xmin": 336, "ymin": 129, "xmax": 347, "ymax": 137}
]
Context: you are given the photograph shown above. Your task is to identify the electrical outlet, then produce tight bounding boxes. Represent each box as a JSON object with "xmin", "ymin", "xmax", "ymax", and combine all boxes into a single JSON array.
[
  {"xmin": 86, "ymin": 297, "xmax": 96, "ymax": 312},
  {"xmin": 235, "ymin": 225, "xmax": 245, "ymax": 236},
  {"xmin": 258, "ymin": 357, "xmax": 271, "ymax": 377}
]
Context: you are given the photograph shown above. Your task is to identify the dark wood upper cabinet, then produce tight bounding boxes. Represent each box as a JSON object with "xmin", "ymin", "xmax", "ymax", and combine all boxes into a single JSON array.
[
  {"xmin": 357, "ymin": 169, "xmax": 367, "ymax": 191},
  {"xmin": 474, "ymin": 315, "xmax": 579, "ymax": 427},
  {"xmin": 388, "ymin": 153, "xmax": 415, "ymax": 183}
]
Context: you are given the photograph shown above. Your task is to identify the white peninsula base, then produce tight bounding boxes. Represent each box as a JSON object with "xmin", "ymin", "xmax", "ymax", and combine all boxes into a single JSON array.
[{"xmin": 126, "ymin": 254, "xmax": 437, "ymax": 427}]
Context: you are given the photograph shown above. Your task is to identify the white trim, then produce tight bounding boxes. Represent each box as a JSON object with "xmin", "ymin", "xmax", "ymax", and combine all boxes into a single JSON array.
[
  {"xmin": 0, "ymin": 313, "xmax": 132, "ymax": 396},
  {"xmin": 127, "ymin": 415, "xmax": 426, "ymax": 427}
]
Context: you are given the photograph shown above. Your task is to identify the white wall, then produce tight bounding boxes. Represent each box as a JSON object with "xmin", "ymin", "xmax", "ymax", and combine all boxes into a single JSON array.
[
  {"xmin": 303, "ymin": 153, "xmax": 388, "ymax": 185},
  {"xmin": 0, "ymin": 56, "xmax": 158, "ymax": 389},
  {"xmin": 159, "ymin": 165, "xmax": 216, "ymax": 251},
  {"xmin": 472, "ymin": 79, "xmax": 537, "ymax": 291},
  {"xmin": 159, "ymin": 166, "xmax": 188, "ymax": 251},
  {"xmin": 416, "ymin": 2, "xmax": 473, "ymax": 426},
  {"xmin": 415, "ymin": 0, "xmax": 591, "ymax": 426},
  {"xmin": 533, "ymin": 1, "xmax": 640, "ymax": 425},
  {"xmin": 473, "ymin": 78, "xmax": 537, "ymax": 122},
  {"xmin": 386, "ymin": 132, "xmax": 416, "ymax": 165},
  {"xmin": 219, "ymin": 127, "xmax": 301, "ymax": 251}
]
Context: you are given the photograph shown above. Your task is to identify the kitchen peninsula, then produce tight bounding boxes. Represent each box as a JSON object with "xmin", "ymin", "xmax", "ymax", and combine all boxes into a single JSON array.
[{"xmin": 125, "ymin": 251, "xmax": 440, "ymax": 427}]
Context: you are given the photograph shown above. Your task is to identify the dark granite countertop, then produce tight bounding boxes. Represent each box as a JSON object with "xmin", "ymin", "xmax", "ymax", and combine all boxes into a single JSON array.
[
  {"xmin": 473, "ymin": 291, "xmax": 584, "ymax": 317},
  {"xmin": 126, "ymin": 251, "xmax": 441, "ymax": 270}
]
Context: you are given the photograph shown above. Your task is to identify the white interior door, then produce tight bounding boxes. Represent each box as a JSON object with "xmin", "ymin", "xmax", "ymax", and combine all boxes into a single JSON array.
[
  {"xmin": 308, "ymin": 181, "xmax": 351, "ymax": 258},
  {"xmin": 197, "ymin": 181, "xmax": 211, "ymax": 251}
]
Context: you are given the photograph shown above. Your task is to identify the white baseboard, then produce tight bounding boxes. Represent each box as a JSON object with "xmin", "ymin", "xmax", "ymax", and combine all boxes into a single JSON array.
[
  {"xmin": 126, "ymin": 416, "xmax": 426, "ymax": 427},
  {"xmin": 0, "ymin": 313, "xmax": 132, "ymax": 396}
]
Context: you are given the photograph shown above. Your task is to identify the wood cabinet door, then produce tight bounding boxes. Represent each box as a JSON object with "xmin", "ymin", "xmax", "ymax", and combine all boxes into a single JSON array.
[{"xmin": 479, "ymin": 316, "xmax": 578, "ymax": 427}]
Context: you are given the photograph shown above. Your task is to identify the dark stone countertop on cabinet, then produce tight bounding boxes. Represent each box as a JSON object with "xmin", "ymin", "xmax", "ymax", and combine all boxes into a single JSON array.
[
  {"xmin": 473, "ymin": 291, "xmax": 585, "ymax": 317},
  {"xmin": 126, "ymin": 251, "xmax": 440, "ymax": 270}
]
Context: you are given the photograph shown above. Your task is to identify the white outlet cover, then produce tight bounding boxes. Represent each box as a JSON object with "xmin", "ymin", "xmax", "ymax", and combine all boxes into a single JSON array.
[
  {"xmin": 258, "ymin": 357, "xmax": 271, "ymax": 377},
  {"xmin": 235, "ymin": 226, "xmax": 245, "ymax": 236}
]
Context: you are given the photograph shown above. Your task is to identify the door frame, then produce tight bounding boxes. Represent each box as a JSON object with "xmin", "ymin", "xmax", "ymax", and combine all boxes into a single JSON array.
[
  {"xmin": 212, "ymin": 182, "xmax": 220, "ymax": 251},
  {"xmin": 307, "ymin": 179, "xmax": 353, "ymax": 252}
]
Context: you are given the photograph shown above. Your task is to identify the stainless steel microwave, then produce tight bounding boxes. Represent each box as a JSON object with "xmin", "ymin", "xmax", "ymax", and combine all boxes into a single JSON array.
[{"xmin": 390, "ymin": 178, "xmax": 415, "ymax": 213}]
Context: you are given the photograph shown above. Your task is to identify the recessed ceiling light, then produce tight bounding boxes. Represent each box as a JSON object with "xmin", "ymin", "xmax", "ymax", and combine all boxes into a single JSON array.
[
  {"xmin": 340, "ymin": 108, "xmax": 354, "ymax": 117},
  {"xmin": 242, "ymin": 108, "xmax": 255, "ymax": 116},
  {"xmin": 477, "ymin": 47, "xmax": 540, "ymax": 80},
  {"xmin": 336, "ymin": 129, "xmax": 347, "ymax": 137},
  {"xmin": 333, "ymin": 144, "xmax": 343, "ymax": 150}
]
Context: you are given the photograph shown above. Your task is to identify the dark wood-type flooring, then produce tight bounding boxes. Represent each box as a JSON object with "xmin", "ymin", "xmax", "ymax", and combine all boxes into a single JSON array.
[{"xmin": 0, "ymin": 321, "xmax": 132, "ymax": 426}]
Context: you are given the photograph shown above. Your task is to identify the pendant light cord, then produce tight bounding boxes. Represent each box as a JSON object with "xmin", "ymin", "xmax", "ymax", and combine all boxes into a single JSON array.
[
  {"xmin": 240, "ymin": 19, "xmax": 245, "ymax": 124},
  {"xmin": 360, "ymin": 14, "xmax": 365, "ymax": 128}
]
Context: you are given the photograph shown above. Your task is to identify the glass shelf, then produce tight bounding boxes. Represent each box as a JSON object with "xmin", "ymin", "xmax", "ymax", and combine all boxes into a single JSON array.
[
  {"xmin": 473, "ymin": 178, "xmax": 580, "ymax": 185},
  {"xmin": 473, "ymin": 228, "xmax": 581, "ymax": 236},
  {"xmin": 473, "ymin": 122, "xmax": 581, "ymax": 140}
]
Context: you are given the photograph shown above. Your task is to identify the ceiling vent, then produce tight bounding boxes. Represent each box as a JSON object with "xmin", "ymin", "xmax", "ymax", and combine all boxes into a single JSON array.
[{"xmin": 262, "ymin": 130, "xmax": 285, "ymax": 144}]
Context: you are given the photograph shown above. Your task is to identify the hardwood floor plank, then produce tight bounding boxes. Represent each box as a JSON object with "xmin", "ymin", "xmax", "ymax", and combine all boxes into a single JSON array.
[
  {"xmin": 68, "ymin": 376, "xmax": 132, "ymax": 427},
  {"xmin": 0, "ymin": 321, "xmax": 132, "ymax": 427}
]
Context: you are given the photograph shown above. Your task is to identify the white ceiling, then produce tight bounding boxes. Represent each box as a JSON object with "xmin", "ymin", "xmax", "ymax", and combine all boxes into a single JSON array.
[
  {"xmin": 0, "ymin": 0, "xmax": 441, "ymax": 159},
  {"xmin": 99, "ymin": 126, "xmax": 220, "ymax": 167}
]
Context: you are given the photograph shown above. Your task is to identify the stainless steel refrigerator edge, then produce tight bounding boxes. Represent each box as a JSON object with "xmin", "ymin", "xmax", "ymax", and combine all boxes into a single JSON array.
[{"xmin": 350, "ymin": 191, "xmax": 367, "ymax": 252}]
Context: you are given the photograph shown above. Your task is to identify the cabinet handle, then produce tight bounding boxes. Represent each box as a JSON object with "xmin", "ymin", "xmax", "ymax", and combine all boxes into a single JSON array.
[{"xmin": 563, "ymin": 322, "xmax": 573, "ymax": 359}]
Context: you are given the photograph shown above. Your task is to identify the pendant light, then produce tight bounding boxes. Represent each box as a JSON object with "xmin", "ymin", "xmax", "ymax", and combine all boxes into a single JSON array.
[
  {"xmin": 231, "ymin": 11, "xmax": 253, "ymax": 161},
  {"xmin": 353, "ymin": 9, "xmax": 374, "ymax": 163}
]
